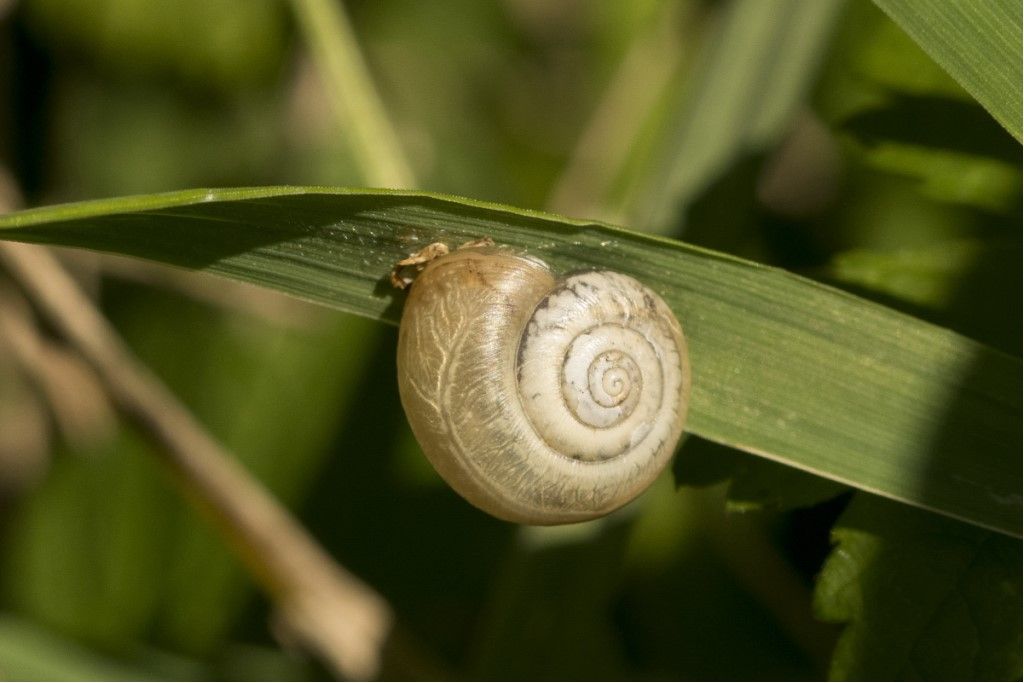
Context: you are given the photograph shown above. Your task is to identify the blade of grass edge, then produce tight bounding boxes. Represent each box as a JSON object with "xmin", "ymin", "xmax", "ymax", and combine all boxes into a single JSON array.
[
  {"xmin": 872, "ymin": 0, "xmax": 1022, "ymax": 141},
  {"xmin": 0, "ymin": 187, "xmax": 1018, "ymax": 536}
]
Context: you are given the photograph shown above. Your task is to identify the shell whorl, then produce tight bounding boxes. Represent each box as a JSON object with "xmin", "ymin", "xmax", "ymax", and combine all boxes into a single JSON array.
[{"xmin": 396, "ymin": 248, "xmax": 690, "ymax": 525}]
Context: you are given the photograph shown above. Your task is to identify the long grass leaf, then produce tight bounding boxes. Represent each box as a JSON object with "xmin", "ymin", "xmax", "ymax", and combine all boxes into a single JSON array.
[{"xmin": 0, "ymin": 187, "xmax": 1018, "ymax": 535}]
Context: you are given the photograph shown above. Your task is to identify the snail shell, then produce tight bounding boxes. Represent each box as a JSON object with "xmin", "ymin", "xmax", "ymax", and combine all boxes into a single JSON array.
[{"xmin": 396, "ymin": 247, "xmax": 691, "ymax": 525}]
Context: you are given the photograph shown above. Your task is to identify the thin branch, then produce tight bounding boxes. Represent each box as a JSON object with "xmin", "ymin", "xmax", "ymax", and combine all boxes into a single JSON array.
[
  {"xmin": 0, "ymin": 284, "xmax": 116, "ymax": 449},
  {"xmin": 0, "ymin": 242, "xmax": 393, "ymax": 680}
]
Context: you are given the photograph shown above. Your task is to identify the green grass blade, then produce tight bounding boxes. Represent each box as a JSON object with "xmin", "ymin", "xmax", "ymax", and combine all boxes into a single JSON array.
[
  {"xmin": 289, "ymin": 0, "xmax": 416, "ymax": 188},
  {"xmin": 0, "ymin": 187, "xmax": 1018, "ymax": 536},
  {"xmin": 630, "ymin": 0, "xmax": 844, "ymax": 231},
  {"xmin": 0, "ymin": 615, "xmax": 162, "ymax": 681},
  {"xmin": 872, "ymin": 0, "xmax": 1022, "ymax": 140}
]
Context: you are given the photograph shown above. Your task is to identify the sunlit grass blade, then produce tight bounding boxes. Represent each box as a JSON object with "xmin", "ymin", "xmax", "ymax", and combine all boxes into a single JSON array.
[
  {"xmin": 0, "ymin": 187, "xmax": 1018, "ymax": 536},
  {"xmin": 872, "ymin": 0, "xmax": 1022, "ymax": 140}
]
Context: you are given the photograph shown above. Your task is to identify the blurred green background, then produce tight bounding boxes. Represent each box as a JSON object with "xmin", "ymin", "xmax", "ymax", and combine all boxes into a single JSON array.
[{"xmin": 0, "ymin": 0, "xmax": 1019, "ymax": 679}]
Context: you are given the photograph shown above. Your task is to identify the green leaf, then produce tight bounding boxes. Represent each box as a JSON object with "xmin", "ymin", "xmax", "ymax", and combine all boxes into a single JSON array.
[
  {"xmin": 829, "ymin": 240, "xmax": 989, "ymax": 310},
  {"xmin": 815, "ymin": 495, "xmax": 1022, "ymax": 680},
  {"xmin": 843, "ymin": 131, "xmax": 1019, "ymax": 213},
  {"xmin": 0, "ymin": 187, "xmax": 1019, "ymax": 536},
  {"xmin": 871, "ymin": 0, "xmax": 1022, "ymax": 140},
  {"xmin": 0, "ymin": 615, "xmax": 155, "ymax": 681}
]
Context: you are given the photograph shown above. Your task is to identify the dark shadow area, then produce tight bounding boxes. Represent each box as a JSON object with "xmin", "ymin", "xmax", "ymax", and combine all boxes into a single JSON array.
[
  {"xmin": 842, "ymin": 94, "xmax": 1021, "ymax": 163},
  {"xmin": 778, "ymin": 492, "xmax": 853, "ymax": 580},
  {"xmin": 8, "ymin": 19, "xmax": 52, "ymax": 201},
  {"xmin": 371, "ymin": 268, "xmax": 407, "ymax": 324},
  {"xmin": 672, "ymin": 156, "xmax": 771, "ymax": 259},
  {"xmin": 672, "ymin": 435, "xmax": 742, "ymax": 488},
  {"xmin": 918, "ymin": 241, "xmax": 1022, "ymax": 536},
  {"xmin": 679, "ymin": 152, "xmax": 836, "ymax": 271},
  {"xmin": 940, "ymin": 235, "xmax": 1022, "ymax": 353}
]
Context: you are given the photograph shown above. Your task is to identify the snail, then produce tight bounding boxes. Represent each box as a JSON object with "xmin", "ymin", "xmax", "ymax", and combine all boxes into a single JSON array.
[{"xmin": 394, "ymin": 243, "xmax": 691, "ymax": 525}]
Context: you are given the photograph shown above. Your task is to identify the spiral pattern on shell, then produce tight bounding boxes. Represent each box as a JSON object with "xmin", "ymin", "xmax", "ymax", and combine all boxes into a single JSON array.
[{"xmin": 396, "ymin": 247, "xmax": 690, "ymax": 525}]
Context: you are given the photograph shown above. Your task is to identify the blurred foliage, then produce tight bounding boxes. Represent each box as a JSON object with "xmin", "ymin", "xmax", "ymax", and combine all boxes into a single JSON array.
[
  {"xmin": 22, "ymin": 0, "xmax": 290, "ymax": 90},
  {"xmin": 0, "ymin": 0, "xmax": 1019, "ymax": 680}
]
